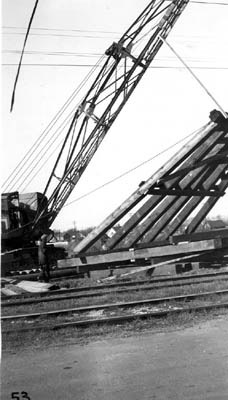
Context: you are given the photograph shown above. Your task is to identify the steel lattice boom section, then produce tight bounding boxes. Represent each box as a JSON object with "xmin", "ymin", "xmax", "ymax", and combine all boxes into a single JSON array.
[
  {"xmin": 74, "ymin": 110, "xmax": 228, "ymax": 254},
  {"xmin": 34, "ymin": 0, "xmax": 189, "ymax": 228}
]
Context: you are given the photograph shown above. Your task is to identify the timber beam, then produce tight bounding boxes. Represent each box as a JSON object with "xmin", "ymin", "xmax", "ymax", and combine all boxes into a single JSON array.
[
  {"xmin": 159, "ymin": 151, "xmax": 228, "ymax": 183},
  {"xmin": 170, "ymin": 228, "xmax": 228, "ymax": 244},
  {"xmin": 147, "ymin": 188, "xmax": 225, "ymax": 197},
  {"xmin": 59, "ymin": 238, "xmax": 227, "ymax": 270}
]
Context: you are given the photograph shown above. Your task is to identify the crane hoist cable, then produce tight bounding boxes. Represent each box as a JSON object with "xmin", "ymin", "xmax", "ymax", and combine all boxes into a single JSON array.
[{"xmin": 3, "ymin": 54, "xmax": 105, "ymax": 192}]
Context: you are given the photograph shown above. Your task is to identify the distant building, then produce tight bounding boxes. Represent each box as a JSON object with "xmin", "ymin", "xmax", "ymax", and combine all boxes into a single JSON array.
[
  {"xmin": 63, "ymin": 232, "xmax": 71, "ymax": 242},
  {"xmin": 203, "ymin": 219, "xmax": 227, "ymax": 231}
]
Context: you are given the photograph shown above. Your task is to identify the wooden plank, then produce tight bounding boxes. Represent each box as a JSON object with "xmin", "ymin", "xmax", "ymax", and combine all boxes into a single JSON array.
[
  {"xmin": 161, "ymin": 197, "xmax": 202, "ymax": 239},
  {"xmin": 134, "ymin": 238, "xmax": 224, "ymax": 258},
  {"xmin": 187, "ymin": 170, "xmax": 228, "ymax": 234},
  {"xmin": 100, "ymin": 253, "xmax": 201, "ymax": 282},
  {"xmin": 161, "ymin": 127, "xmax": 225, "ymax": 182},
  {"xmin": 129, "ymin": 197, "xmax": 190, "ymax": 246},
  {"xmin": 160, "ymin": 147, "xmax": 228, "ymax": 182},
  {"xmin": 171, "ymin": 228, "xmax": 228, "ymax": 244},
  {"xmin": 120, "ymin": 196, "xmax": 178, "ymax": 247},
  {"xmin": 159, "ymin": 165, "xmax": 228, "ymax": 240},
  {"xmin": 162, "ymin": 132, "xmax": 226, "ymax": 188},
  {"xmin": 147, "ymin": 188, "xmax": 224, "ymax": 196},
  {"xmin": 60, "ymin": 238, "xmax": 223, "ymax": 268},
  {"xmin": 104, "ymin": 195, "xmax": 162, "ymax": 249}
]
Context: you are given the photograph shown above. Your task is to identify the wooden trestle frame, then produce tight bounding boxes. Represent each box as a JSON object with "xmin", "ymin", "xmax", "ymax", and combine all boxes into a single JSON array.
[{"xmin": 72, "ymin": 110, "xmax": 228, "ymax": 261}]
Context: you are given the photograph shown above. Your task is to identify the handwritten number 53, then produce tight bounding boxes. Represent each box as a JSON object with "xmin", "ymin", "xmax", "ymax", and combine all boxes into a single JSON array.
[{"xmin": 11, "ymin": 392, "xmax": 31, "ymax": 400}]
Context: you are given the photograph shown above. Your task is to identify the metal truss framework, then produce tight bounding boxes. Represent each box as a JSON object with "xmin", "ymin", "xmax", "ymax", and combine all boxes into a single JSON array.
[
  {"xmin": 74, "ymin": 110, "xmax": 228, "ymax": 255},
  {"xmin": 33, "ymin": 0, "xmax": 189, "ymax": 228}
]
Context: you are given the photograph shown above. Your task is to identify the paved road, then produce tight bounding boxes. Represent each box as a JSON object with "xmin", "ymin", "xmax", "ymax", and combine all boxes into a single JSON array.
[{"xmin": 2, "ymin": 317, "xmax": 228, "ymax": 400}]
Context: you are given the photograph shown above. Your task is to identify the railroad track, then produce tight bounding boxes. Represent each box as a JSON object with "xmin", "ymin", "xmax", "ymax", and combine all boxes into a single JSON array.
[
  {"xmin": 2, "ymin": 289, "xmax": 228, "ymax": 334},
  {"xmin": 2, "ymin": 270, "xmax": 228, "ymax": 307}
]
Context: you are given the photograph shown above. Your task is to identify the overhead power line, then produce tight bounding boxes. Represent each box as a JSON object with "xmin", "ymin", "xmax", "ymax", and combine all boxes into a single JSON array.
[
  {"xmin": 2, "ymin": 50, "xmax": 228, "ymax": 62},
  {"xmin": 3, "ymin": 32, "xmax": 117, "ymax": 40},
  {"xmin": 2, "ymin": 28, "xmax": 228, "ymax": 42},
  {"xmin": 2, "ymin": 63, "xmax": 227, "ymax": 70},
  {"xmin": 3, "ymin": 29, "xmax": 228, "ymax": 40},
  {"xmin": 2, "ymin": 26, "xmax": 120, "ymax": 34},
  {"xmin": 2, "ymin": 50, "xmax": 101, "ymax": 57}
]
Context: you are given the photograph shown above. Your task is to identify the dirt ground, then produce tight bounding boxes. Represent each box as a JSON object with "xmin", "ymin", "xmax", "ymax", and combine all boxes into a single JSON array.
[{"xmin": 2, "ymin": 316, "xmax": 228, "ymax": 400}]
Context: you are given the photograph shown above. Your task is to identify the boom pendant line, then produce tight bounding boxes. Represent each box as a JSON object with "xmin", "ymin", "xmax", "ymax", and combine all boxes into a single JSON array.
[{"xmin": 159, "ymin": 36, "xmax": 228, "ymax": 118}]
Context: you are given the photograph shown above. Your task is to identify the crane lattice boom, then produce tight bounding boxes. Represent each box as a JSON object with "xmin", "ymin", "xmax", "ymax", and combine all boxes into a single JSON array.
[{"xmin": 35, "ymin": 0, "xmax": 189, "ymax": 228}]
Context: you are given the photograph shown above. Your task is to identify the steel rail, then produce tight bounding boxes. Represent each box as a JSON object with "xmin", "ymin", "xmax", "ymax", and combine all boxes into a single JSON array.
[
  {"xmin": 3, "ymin": 270, "xmax": 228, "ymax": 300},
  {"xmin": 2, "ymin": 289, "xmax": 228, "ymax": 321},
  {"xmin": 2, "ymin": 275, "xmax": 228, "ymax": 308},
  {"xmin": 2, "ymin": 302, "xmax": 228, "ymax": 334}
]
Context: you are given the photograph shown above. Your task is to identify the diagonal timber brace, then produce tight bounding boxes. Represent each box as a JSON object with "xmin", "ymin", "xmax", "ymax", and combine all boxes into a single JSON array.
[{"xmin": 73, "ymin": 111, "xmax": 228, "ymax": 254}]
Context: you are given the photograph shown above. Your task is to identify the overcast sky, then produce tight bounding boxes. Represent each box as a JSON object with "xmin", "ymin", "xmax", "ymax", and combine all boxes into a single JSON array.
[{"xmin": 2, "ymin": 0, "xmax": 228, "ymax": 231}]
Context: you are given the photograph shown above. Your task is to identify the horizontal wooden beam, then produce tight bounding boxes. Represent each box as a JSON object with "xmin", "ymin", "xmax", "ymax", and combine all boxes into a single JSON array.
[
  {"xmin": 59, "ymin": 238, "xmax": 225, "ymax": 269},
  {"xmin": 147, "ymin": 188, "xmax": 225, "ymax": 197},
  {"xmin": 171, "ymin": 228, "xmax": 228, "ymax": 244},
  {"xmin": 160, "ymin": 151, "xmax": 228, "ymax": 183}
]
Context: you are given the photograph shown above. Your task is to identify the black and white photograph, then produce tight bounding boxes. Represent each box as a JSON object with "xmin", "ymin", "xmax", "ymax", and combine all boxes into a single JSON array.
[{"xmin": 1, "ymin": 1, "xmax": 228, "ymax": 399}]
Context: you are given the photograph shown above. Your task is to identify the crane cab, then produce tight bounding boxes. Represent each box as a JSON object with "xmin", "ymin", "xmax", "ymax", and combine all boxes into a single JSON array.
[{"xmin": 1, "ymin": 191, "xmax": 49, "ymax": 251}]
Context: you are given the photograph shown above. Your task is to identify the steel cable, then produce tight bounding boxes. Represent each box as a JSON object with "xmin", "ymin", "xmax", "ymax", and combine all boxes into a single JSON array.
[{"xmin": 3, "ymin": 55, "xmax": 105, "ymax": 192}]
